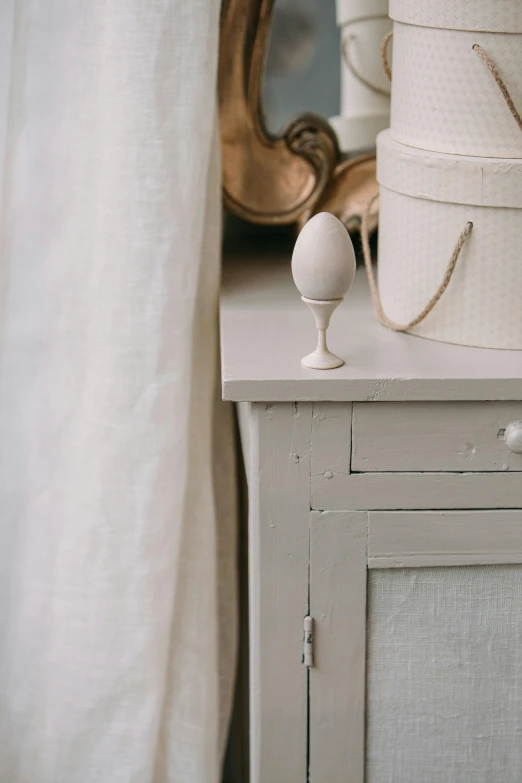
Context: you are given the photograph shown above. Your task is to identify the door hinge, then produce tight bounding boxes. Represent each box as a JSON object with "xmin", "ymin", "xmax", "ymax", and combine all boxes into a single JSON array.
[{"xmin": 303, "ymin": 616, "xmax": 314, "ymax": 667}]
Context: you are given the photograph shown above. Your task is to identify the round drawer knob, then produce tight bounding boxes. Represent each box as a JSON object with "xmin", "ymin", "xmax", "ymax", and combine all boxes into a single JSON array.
[{"xmin": 505, "ymin": 421, "xmax": 522, "ymax": 454}]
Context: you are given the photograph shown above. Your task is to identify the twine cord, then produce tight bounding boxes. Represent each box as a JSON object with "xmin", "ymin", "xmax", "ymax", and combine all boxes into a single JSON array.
[
  {"xmin": 361, "ymin": 192, "xmax": 473, "ymax": 332},
  {"xmin": 381, "ymin": 30, "xmax": 393, "ymax": 82},
  {"xmin": 342, "ymin": 32, "xmax": 391, "ymax": 97},
  {"xmin": 473, "ymin": 44, "xmax": 522, "ymax": 132}
]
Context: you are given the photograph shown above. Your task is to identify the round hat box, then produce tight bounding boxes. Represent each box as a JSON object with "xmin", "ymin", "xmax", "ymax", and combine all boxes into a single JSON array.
[
  {"xmin": 376, "ymin": 131, "xmax": 522, "ymax": 350},
  {"xmin": 330, "ymin": 0, "xmax": 391, "ymax": 153},
  {"xmin": 388, "ymin": 0, "xmax": 522, "ymax": 158}
]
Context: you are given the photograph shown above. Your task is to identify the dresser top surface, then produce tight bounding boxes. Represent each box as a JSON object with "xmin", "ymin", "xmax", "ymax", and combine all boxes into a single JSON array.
[{"xmin": 220, "ymin": 251, "xmax": 522, "ymax": 402}]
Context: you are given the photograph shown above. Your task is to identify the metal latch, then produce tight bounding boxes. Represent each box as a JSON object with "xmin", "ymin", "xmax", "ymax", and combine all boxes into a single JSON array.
[{"xmin": 303, "ymin": 616, "xmax": 314, "ymax": 667}]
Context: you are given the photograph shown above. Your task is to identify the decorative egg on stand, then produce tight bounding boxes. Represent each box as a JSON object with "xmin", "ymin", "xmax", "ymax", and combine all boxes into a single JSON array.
[{"xmin": 292, "ymin": 212, "xmax": 356, "ymax": 369}]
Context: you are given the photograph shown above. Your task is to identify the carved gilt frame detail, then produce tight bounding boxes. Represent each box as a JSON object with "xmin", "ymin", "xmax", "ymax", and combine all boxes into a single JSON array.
[{"xmin": 218, "ymin": 0, "xmax": 379, "ymax": 232}]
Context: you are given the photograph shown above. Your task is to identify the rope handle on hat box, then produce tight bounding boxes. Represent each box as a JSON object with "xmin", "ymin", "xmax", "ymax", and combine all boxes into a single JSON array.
[
  {"xmin": 361, "ymin": 191, "xmax": 473, "ymax": 332},
  {"xmin": 472, "ymin": 44, "xmax": 522, "ymax": 132},
  {"xmin": 341, "ymin": 18, "xmax": 391, "ymax": 97},
  {"xmin": 381, "ymin": 31, "xmax": 392, "ymax": 81}
]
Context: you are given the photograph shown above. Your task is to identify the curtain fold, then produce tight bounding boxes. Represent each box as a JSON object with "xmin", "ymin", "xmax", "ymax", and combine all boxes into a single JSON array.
[{"xmin": 0, "ymin": 1, "xmax": 236, "ymax": 781}]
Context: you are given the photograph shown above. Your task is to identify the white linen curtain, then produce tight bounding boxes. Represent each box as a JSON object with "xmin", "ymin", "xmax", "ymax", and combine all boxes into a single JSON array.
[{"xmin": 0, "ymin": 1, "xmax": 237, "ymax": 781}]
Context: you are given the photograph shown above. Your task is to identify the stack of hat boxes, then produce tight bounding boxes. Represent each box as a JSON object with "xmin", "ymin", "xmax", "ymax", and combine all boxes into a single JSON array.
[{"xmin": 377, "ymin": 0, "xmax": 522, "ymax": 349}]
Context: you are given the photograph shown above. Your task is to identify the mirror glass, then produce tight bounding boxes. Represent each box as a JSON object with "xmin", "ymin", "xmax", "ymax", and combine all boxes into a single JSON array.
[{"xmin": 262, "ymin": 0, "xmax": 340, "ymax": 134}]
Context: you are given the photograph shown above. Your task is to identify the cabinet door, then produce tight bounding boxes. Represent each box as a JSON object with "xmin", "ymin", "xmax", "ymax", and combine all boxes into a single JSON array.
[
  {"xmin": 309, "ymin": 510, "xmax": 522, "ymax": 783},
  {"xmin": 308, "ymin": 512, "xmax": 367, "ymax": 783}
]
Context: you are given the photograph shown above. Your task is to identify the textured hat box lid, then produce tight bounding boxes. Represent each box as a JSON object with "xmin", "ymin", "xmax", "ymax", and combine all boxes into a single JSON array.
[
  {"xmin": 389, "ymin": 0, "xmax": 522, "ymax": 158},
  {"xmin": 377, "ymin": 131, "xmax": 522, "ymax": 350}
]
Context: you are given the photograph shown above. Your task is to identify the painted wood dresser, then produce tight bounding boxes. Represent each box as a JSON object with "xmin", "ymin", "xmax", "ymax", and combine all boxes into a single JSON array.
[{"xmin": 220, "ymin": 251, "xmax": 522, "ymax": 783}]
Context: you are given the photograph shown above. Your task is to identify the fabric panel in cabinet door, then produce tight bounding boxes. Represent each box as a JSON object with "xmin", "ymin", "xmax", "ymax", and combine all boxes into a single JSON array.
[{"xmin": 366, "ymin": 566, "xmax": 522, "ymax": 783}]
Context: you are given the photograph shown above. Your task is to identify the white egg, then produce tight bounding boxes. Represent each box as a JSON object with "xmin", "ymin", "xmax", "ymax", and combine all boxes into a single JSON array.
[{"xmin": 291, "ymin": 212, "xmax": 356, "ymax": 301}]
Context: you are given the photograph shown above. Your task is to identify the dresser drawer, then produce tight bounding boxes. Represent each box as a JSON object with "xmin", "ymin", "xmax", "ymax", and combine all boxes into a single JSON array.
[{"xmin": 352, "ymin": 402, "xmax": 522, "ymax": 473}]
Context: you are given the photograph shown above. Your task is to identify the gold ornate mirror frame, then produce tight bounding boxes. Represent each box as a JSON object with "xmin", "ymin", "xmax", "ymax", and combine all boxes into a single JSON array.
[{"xmin": 218, "ymin": 0, "xmax": 379, "ymax": 233}]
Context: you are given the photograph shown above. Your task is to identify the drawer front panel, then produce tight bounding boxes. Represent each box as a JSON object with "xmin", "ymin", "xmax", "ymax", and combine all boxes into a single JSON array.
[{"xmin": 352, "ymin": 401, "xmax": 522, "ymax": 473}]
